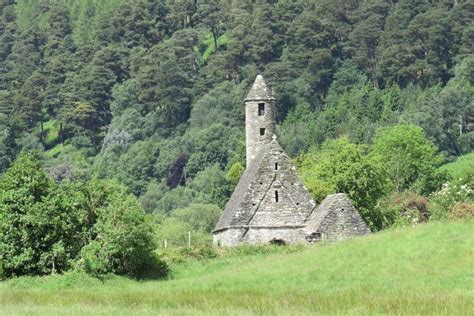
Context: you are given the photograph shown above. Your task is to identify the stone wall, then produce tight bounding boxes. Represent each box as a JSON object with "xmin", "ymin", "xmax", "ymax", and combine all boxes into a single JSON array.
[
  {"xmin": 242, "ymin": 227, "xmax": 306, "ymax": 245},
  {"xmin": 245, "ymin": 99, "xmax": 276, "ymax": 167},
  {"xmin": 213, "ymin": 227, "xmax": 307, "ymax": 246},
  {"xmin": 213, "ymin": 228, "xmax": 247, "ymax": 247}
]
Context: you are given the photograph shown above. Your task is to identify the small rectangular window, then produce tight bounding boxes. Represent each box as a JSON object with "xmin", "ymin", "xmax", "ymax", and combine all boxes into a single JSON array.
[
  {"xmin": 275, "ymin": 162, "xmax": 279, "ymax": 170},
  {"xmin": 260, "ymin": 128, "xmax": 265, "ymax": 136},
  {"xmin": 258, "ymin": 103, "xmax": 265, "ymax": 116},
  {"xmin": 275, "ymin": 190, "xmax": 279, "ymax": 202}
]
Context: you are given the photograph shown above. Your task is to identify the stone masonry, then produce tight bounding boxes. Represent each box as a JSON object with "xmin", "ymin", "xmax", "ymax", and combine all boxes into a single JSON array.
[
  {"xmin": 213, "ymin": 75, "xmax": 370, "ymax": 246},
  {"xmin": 245, "ymin": 75, "xmax": 276, "ymax": 167}
]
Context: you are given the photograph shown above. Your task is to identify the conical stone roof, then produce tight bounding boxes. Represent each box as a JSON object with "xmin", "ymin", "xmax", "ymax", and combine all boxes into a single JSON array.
[{"xmin": 245, "ymin": 75, "xmax": 275, "ymax": 101}]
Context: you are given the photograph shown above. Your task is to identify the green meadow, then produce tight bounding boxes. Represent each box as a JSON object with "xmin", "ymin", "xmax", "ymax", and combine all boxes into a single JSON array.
[{"xmin": 1, "ymin": 220, "xmax": 473, "ymax": 315}]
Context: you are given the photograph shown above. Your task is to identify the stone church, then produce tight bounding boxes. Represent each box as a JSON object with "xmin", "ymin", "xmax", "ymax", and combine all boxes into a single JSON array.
[{"xmin": 213, "ymin": 75, "xmax": 370, "ymax": 246}]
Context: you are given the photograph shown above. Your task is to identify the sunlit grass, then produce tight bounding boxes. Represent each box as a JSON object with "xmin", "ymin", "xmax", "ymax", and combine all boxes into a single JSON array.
[{"xmin": 1, "ymin": 220, "xmax": 473, "ymax": 314}]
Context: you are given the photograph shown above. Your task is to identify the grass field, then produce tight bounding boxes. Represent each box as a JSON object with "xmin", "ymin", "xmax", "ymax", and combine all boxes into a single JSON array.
[{"xmin": 1, "ymin": 220, "xmax": 473, "ymax": 315}]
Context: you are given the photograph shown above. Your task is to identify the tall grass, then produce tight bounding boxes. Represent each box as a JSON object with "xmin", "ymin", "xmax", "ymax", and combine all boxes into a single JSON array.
[{"xmin": 1, "ymin": 220, "xmax": 473, "ymax": 314}]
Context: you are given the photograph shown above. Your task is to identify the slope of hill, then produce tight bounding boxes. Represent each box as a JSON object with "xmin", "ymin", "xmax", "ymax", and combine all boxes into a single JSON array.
[{"xmin": 1, "ymin": 220, "xmax": 473, "ymax": 315}]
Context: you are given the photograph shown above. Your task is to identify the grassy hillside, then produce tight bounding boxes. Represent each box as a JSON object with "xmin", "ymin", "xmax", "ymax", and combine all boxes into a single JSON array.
[{"xmin": 1, "ymin": 220, "xmax": 473, "ymax": 315}]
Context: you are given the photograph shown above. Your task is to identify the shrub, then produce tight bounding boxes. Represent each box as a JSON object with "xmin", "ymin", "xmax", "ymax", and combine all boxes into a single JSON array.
[
  {"xmin": 370, "ymin": 124, "xmax": 446, "ymax": 195},
  {"xmin": 377, "ymin": 192, "xmax": 429, "ymax": 229},
  {"xmin": 159, "ymin": 245, "xmax": 218, "ymax": 266},
  {"xmin": 170, "ymin": 203, "xmax": 221, "ymax": 233},
  {"xmin": 0, "ymin": 154, "xmax": 165, "ymax": 279},
  {"xmin": 449, "ymin": 202, "xmax": 474, "ymax": 220},
  {"xmin": 0, "ymin": 153, "xmax": 88, "ymax": 277},
  {"xmin": 429, "ymin": 179, "xmax": 473, "ymax": 220},
  {"xmin": 76, "ymin": 180, "xmax": 165, "ymax": 278}
]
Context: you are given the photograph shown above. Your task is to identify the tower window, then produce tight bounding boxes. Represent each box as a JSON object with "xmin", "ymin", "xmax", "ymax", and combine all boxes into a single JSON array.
[
  {"xmin": 258, "ymin": 103, "xmax": 265, "ymax": 116},
  {"xmin": 275, "ymin": 162, "xmax": 279, "ymax": 170},
  {"xmin": 260, "ymin": 128, "xmax": 266, "ymax": 136},
  {"xmin": 275, "ymin": 190, "xmax": 279, "ymax": 202}
]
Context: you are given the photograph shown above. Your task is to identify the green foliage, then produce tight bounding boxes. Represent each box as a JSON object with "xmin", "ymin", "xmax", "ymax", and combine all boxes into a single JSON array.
[
  {"xmin": 376, "ymin": 192, "xmax": 429, "ymax": 229},
  {"xmin": 370, "ymin": 124, "xmax": 446, "ymax": 194},
  {"xmin": 77, "ymin": 180, "xmax": 161, "ymax": 278},
  {"xmin": 0, "ymin": 152, "xmax": 87, "ymax": 277},
  {"xmin": 188, "ymin": 164, "xmax": 230, "ymax": 208},
  {"xmin": 227, "ymin": 161, "xmax": 244, "ymax": 191},
  {"xmin": 296, "ymin": 138, "xmax": 388, "ymax": 230},
  {"xmin": 171, "ymin": 203, "xmax": 221, "ymax": 234},
  {"xmin": 0, "ymin": 114, "xmax": 18, "ymax": 173},
  {"xmin": 439, "ymin": 153, "xmax": 474, "ymax": 180},
  {"xmin": 42, "ymin": 119, "xmax": 60, "ymax": 148},
  {"xmin": 197, "ymin": 32, "xmax": 229, "ymax": 65},
  {"xmin": 0, "ymin": 153, "xmax": 164, "ymax": 279},
  {"xmin": 429, "ymin": 175, "xmax": 474, "ymax": 221},
  {"xmin": 154, "ymin": 202, "xmax": 221, "ymax": 251}
]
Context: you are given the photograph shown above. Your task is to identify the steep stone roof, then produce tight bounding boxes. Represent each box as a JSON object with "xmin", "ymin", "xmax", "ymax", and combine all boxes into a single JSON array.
[
  {"xmin": 304, "ymin": 193, "xmax": 370, "ymax": 239},
  {"xmin": 213, "ymin": 139, "xmax": 316, "ymax": 232},
  {"xmin": 245, "ymin": 75, "xmax": 275, "ymax": 101}
]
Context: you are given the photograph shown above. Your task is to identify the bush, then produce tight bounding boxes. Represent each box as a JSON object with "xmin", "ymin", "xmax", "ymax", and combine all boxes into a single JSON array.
[
  {"xmin": 0, "ymin": 154, "xmax": 165, "ymax": 279},
  {"xmin": 0, "ymin": 153, "xmax": 88, "ymax": 277},
  {"xmin": 159, "ymin": 245, "xmax": 218, "ymax": 266},
  {"xmin": 449, "ymin": 202, "xmax": 474, "ymax": 220},
  {"xmin": 170, "ymin": 203, "xmax": 221, "ymax": 233},
  {"xmin": 75, "ymin": 180, "xmax": 164, "ymax": 278},
  {"xmin": 370, "ymin": 124, "xmax": 446, "ymax": 195},
  {"xmin": 429, "ymin": 179, "xmax": 473, "ymax": 220},
  {"xmin": 377, "ymin": 192, "xmax": 429, "ymax": 229}
]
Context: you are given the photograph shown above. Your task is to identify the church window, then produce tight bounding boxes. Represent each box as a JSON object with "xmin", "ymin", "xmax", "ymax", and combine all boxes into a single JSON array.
[
  {"xmin": 275, "ymin": 190, "xmax": 279, "ymax": 202},
  {"xmin": 258, "ymin": 103, "xmax": 265, "ymax": 116},
  {"xmin": 260, "ymin": 128, "xmax": 266, "ymax": 136}
]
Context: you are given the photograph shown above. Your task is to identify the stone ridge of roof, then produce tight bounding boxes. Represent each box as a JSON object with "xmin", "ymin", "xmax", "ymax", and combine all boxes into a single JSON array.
[{"xmin": 245, "ymin": 75, "xmax": 275, "ymax": 101}]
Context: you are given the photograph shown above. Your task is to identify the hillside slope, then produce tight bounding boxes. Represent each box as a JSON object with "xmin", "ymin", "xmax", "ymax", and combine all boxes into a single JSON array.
[{"xmin": 1, "ymin": 220, "xmax": 473, "ymax": 315}]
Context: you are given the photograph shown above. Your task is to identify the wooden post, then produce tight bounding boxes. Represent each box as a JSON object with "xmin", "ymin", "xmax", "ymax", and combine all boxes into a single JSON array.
[{"xmin": 188, "ymin": 231, "xmax": 191, "ymax": 247}]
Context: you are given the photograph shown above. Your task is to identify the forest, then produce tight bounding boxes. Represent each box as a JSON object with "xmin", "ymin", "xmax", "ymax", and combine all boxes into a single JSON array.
[{"xmin": 0, "ymin": 0, "xmax": 473, "ymax": 278}]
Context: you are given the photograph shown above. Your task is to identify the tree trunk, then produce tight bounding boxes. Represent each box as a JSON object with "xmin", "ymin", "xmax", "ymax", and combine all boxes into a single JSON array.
[{"xmin": 213, "ymin": 30, "xmax": 218, "ymax": 51}]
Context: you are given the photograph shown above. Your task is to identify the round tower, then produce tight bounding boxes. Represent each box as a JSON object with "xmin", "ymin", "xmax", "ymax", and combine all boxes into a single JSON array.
[{"xmin": 245, "ymin": 75, "xmax": 276, "ymax": 168}]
